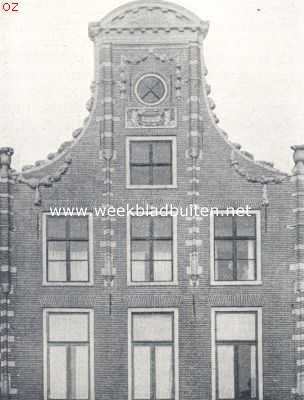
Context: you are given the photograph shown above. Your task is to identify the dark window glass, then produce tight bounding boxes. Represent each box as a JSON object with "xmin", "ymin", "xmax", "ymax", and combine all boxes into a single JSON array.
[
  {"xmin": 46, "ymin": 216, "xmax": 89, "ymax": 283},
  {"xmin": 214, "ymin": 215, "xmax": 257, "ymax": 281},
  {"xmin": 216, "ymin": 312, "xmax": 258, "ymax": 400},
  {"xmin": 47, "ymin": 217, "xmax": 66, "ymax": 239},
  {"xmin": 131, "ymin": 216, "xmax": 173, "ymax": 283},
  {"xmin": 130, "ymin": 141, "xmax": 172, "ymax": 186}
]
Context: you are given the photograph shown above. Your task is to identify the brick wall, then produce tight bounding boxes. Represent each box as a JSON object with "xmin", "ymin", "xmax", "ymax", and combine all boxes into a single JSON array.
[{"xmin": 2, "ymin": 1, "xmax": 299, "ymax": 399}]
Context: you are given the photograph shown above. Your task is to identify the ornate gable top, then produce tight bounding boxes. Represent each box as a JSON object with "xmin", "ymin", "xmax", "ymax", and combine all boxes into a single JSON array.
[{"xmin": 89, "ymin": 0, "xmax": 209, "ymax": 39}]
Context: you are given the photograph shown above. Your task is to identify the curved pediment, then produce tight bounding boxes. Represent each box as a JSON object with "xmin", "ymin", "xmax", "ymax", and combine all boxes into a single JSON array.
[{"xmin": 89, "ymin": 0, "xmax": 209, "ymax": 39}]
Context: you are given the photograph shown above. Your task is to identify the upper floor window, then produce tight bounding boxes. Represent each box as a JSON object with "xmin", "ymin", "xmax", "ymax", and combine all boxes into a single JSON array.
[
  {"xmin": 212, "ymin": 308, "xmax": 263, "ymax": 400},
  {"xmin": 135, "ymin": 74, "xmax": 167, "ymax": 106},
  {"xmin": 43, "ymin": 214, "xmax": 93, "ymax": 285},
  {"xmin": 210, "ymin": 211, "xmax": 261, "ymax": 285},
  {"xmin": 128, "ymin": 214, "xmax": 177, "ymax": 285},
  {"xmin": 44, "ymin": 309, "xmax": 94, "ymax": 400},
  {"xmin": 126, "ymin": 137, "xmax": 177, "ymax": 189}
]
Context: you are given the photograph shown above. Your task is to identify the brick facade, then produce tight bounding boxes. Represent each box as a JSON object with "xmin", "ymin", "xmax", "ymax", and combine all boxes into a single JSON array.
[{"xmin": 0, "ymin": 1, "xmax": 303, "ymax": 399}]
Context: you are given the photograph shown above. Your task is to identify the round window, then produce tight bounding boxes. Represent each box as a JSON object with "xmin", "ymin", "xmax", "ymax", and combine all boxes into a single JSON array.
[{"xmin": 135, "ymin": 74, "xmax": 167, "ymax": 105}]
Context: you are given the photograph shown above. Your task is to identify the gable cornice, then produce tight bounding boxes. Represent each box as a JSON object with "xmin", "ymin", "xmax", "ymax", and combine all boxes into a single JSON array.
[{"xmin": 89, "ymin": 0, "xmax": 209, "ymax": 41}]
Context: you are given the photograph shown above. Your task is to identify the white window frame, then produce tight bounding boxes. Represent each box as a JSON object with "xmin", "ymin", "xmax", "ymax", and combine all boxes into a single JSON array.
[
  {"xmin": 43, "ymin": 308, "xmax": 95, "ymax": 400},
  {"xmin": 42, "ymin": 212, "xmax": 94, "ymax": 286},
  {"xmin": 128, "ymin": 308, "xmax": 179, "ymax": 400},
  {"xmin": 127, "ymin": 211, "xmax": 178, "ymax": 286},
  {"xmin": 211, "ymin": 307, "xmax": 263, "ymax": 400},
  {"xmin": 210, "ymin": 210, "xmax": 262, "ymax": 286},
  {"xmin": 126, "ymin": 136, "xmax": 177, "ymax": 189}
]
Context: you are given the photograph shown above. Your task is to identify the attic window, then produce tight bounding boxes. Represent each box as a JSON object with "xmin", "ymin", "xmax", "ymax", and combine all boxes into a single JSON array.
[{"xmin": 126, "ymin": 136, "xmax": 177, "ymax": 188}]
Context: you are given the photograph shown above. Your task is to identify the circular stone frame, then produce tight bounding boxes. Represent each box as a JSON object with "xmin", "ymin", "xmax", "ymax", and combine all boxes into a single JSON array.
[{"xmin": 134, "ymin": 74, "xmax": 168, "ymax": 106}]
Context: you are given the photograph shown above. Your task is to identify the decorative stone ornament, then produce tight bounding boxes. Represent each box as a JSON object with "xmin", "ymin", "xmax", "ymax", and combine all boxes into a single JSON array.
[
  {"xmin": 119, "ymin": 50, "xmax": 182, "ymax": 101},
  {"xmin": 187, "ymin": 252, "xmax": 202, "ymax": 287},
  {"xmin": 135, "ymin": 74, "xmax": 167, "ymax": 105},
  {"xmin": 292, "ymin": 145, "xmax": 304, "ymax": 176},
  {"xmin": 102, "ymin": 254, "xmax": 117, "ymax": 288},
  {"xmin": 88, "ymin": 1, "xmax": 209, "ymax": 41},
  {"xmin": 13, "ymin": 155, "xmax": 72, "ymax": 206},
  {"xmin": 230, "ymin": 150, "xmax": 289, "ymax": 185},
  {"xmin": 126, "ymin": 107, "xmax": 177, "ymax": 128}
]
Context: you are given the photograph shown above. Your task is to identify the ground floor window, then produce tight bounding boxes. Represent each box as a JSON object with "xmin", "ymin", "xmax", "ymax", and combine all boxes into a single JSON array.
[
  {"xmin": 44, "ymin": 309, "xmax": 94, "ymax": 400},
  {"xmin": 212, "ymin": 308, "xmax": 263, "ymax": 400},
  {"xmin": 129, "ymin": 309, "xmax": 178, "ymax": 400}
]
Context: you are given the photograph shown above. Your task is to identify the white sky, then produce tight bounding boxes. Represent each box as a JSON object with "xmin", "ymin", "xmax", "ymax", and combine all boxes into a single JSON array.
[{"xmin": 0, "ymin": 0, "xmax": 303, "ymax": 172}]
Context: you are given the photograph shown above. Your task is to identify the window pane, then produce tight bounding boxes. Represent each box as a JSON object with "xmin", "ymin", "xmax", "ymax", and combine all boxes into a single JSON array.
[
  {"xmin": 70, "ymin": 242, "xmax": 88, "ymax": 260},
  {"xmin": 49, "ymin": 346, "xmax": 67, "ymax": 399},
  {"xmin": 132, "ymin": 261, "xmax": 150, "ymax": 282},
  {"xmin": 298, "ymin": 372, "xmax": 304, "ymax": 395},
  {"xmin": 237, "ymin": 240, "xmax": 256, "ymax": 260},
  {"xmin": 217, "ymin": 345, "xmax": 235, "ymax": 399},
  {"xmin": 153, "ymin": 241, "xmax": 172, "ymax": 260},
  {"xmin": 131, "ymin": 142, "xmax": 150, "ymax": 164},
  {"xmin": 216, "ymin": 313, "xmax": 256, "ymax": 341},
  {"xmin": 131, "ymin": 166, "xmax": 150, "ymax": 185},
  {"xmin": 69, "ymin": 217, "xmax": 88, "ymax": 239},
  {"xmin": 48, "ymin": 242, "xmax": 66, "ymax": 260},
  {"xmin": 155, "ymin": 346, "xmax": 173, "ymax": 399},
  {"xmin": 251, "ymin": 345, "xmax": 257, "ymax": 398},
  {"xmin": 153, "ymin": 142, "xmax": 171, "ymax": 164},
  {"xmin": 70, "ymin": 261, "xmax": 89, "ymax": 282},
  {"xmin": 48, "ymin": 261, "xmax": 67, "ymax": 282},
  {"xmin": 152, "ymin": 166, "xmax": 171, "ymax": 185},
  {"xmin": 132, "ymin": 241, "xmax": 150, "ymax": 260},
  {"xmin": 71, "ymin": 345, "xmax": 89, "ymax": 400},
  {"xmin": 236, "ymin": 216, "xmax": 256, "ymax": 237},
  {"xmin": 237, "ymin": 260, "xmax": 256, "ymax": 281},
  {"xmin": 214, "ymin": 216, "xmax": 233, "ymax": 237},
  {"xmin": 47, "ymin": 217, "xmax": 66, "ymax": 239},
  {"xmin": 131, "ymin": 217, "xmax": 150, "ymax": 238},
  {"xmin": 215, "ymin": 260, "xmax": 233, "ymax": 281},
  {"xmin": 49, "ymin": 313, "xmax": 89, "ymax": 342},
  {"xmin": 215, "ymin": 240, "xmax": 233, "ymax": 259},
  {"xmin": 153, "ymin": 217, "xmax": 172, "ymax": 238},
  {"xmin": 133, "ymin": 346, "xmax": 151, "ymax": 400},
  {"xmin": 238, "ymin": 344, "xmax": 257, "ymax": 400},
  {"xmin": 154, "ymin": 261, "xmax": 173, "ymax": 282},
  {"xmin": 133, "ymin": 313, "xmax": 173, "ymax": 342}
]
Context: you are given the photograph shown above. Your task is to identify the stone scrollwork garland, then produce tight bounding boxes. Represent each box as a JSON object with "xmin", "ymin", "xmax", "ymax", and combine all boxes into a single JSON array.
[
  {"xmin": 12, "ymin": 155, "xmax": 72, "ymax": 206},
  {"xmin": 119, "ymin": 50, "xmax": 182, "ymax": 99},
  {"xmin": 230, "ymin": 150, "xmax": 289, "ymax": 186},
  {"xmin": 230, "ymin": 149, "xmax": 290, "ymax": 231}
]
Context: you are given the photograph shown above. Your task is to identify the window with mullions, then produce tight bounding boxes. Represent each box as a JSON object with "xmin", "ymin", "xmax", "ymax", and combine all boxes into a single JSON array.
[
  {"xmin": 129, "ymin": 140, "xmax": 172, "ymax": 186},
  {"xmin": 45, "ymin": 311, "xmax": 93, "ymax": 400},
  {"xmin": 213, "ymin": 215, "xmax": 258, "ymax": 282},
  {"xmin": 130, "ymin": 216, "xmax": 173, "ymax": 283},
  {"xmin": 46, "ymin": 216, "xmax": 90, "ymax": 283},
  {"xmin": 214, "ymin": 311, "xmax": 259, "ymax": 400},
  {"xmin": 131, "ymin": 312, "xmax": 176, "ymax": 400}
]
